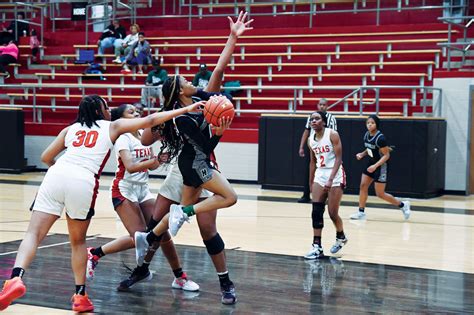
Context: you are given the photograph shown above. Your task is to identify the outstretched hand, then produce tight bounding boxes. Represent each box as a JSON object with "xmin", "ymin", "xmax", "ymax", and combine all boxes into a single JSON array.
[{"xmin": 228, "ymin": 11, "xmax": 254, "ymax": 38}]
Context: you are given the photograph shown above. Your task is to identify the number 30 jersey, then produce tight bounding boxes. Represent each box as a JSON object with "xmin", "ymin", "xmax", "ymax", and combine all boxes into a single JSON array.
[
  {"xmin": 56, "ymin": 120, "xmax": 114, "ymax": 175},
  {"xmin": 309, "ymin": 127, "xmax": 336, "ymax": 169}
]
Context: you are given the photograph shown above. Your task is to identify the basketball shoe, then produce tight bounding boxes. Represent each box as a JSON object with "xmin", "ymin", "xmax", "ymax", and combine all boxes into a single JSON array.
[
  {"xmin": 71, "ymin": 293, "xmax": 94, "ymax": 313},
  {"xmin": 171, "ymin": 273, "xmax": 200, "ymax": 292},
  {"xmin": 350, "ymin": 211, "xmax": 366, "ymax": 220},
  {"xmin": 0, "ymin": 277, "xmax": 26, "ymax": 310},
  {"xmin": 304, "ymin": 243, "xmax": 324, "ymax": 260},
  {"xmin": 117, "ymin": 265, "xmax": 152, "ymax": 291},
  {"xmin": 134, "ymin": 231, "xmax": 149, "ymax": 266},
  {"xmin": 401, "ymin": 200, "xmax": 411, "ymax": 220},
  {"xmin": 86, "ymin": 247, "xmax": 100, "ymax": 281},
  {"xmin": 169, "ymin": 205, "xmax": 190, "ymax": 237},
  {"xmin": 330, "ymin": 237, "xmax": 348, "ymax": 254},
  {"xmin": 221, "ymin": 282, "xmax": 237, "ymax": 305}
]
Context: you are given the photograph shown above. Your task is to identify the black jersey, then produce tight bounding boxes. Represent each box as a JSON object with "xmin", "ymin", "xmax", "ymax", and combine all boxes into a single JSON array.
[
  {"xmin": 363, "ymin": 130, "xmax": 388, "ymax": 163},
  {"xmin": 174, "ymin": 89, "xmax": 232, "ymax": 164}
]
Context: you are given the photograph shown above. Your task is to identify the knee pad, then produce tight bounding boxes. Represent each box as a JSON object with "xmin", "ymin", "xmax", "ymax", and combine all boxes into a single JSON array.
[
  {"xmin": 203, "ymin": 233, "xmax": 225, "ymax": 255},
  {"xmin": 312, "ymin": 202, "xmax": 325, "ymax": 229}
]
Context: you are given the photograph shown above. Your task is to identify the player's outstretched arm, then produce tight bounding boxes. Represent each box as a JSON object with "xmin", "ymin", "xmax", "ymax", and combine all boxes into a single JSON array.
[
  {"xmin": 206, "ymin": 11, "xmax": 254, "ymax": 92},
  {"xmin": 110, "ymin": 101, "xmax": 205, "ymax": 142}
]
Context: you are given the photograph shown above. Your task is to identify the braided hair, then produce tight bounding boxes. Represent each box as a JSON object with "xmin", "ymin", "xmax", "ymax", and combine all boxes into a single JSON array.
[
  {"xmin": 74, "ymin": 95, "xmax": 107, "ymax": 128},
  {"xmin": 157, "ymin": 75, "xmax": 184, "ymax": 161}
]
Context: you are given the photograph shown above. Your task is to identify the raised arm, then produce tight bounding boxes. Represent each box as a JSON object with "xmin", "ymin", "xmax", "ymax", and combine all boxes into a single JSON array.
[
  {"xmin": 110, "ymin": 101, "xmax": 205, "ymax": 143},
  {"xmin": 205, "ymin": 11, "xmax": 253, "ymax": 92},
  {"xmin": 41, "ymin": 127, "xmax": 69, "ymax": 167}
]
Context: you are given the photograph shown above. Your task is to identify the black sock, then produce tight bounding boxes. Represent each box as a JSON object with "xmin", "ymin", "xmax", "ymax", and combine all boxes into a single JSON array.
[
  {"xmin": 90, "ymin": 246, "xmax": 105, "ymax": 258},
  {"xmin": 217, "ymin": 271, "xmax": 232, "ymax": 287},
  {"xmin": 173, "ymin": 268, "xmax": 184, "ymax": 278},
  {"xmin": 11, "ymin": 267, "xmax": 25, "ymax": 279},
  {"xmin": 359, "ymin": 207, "xmax": 365, "ymax": 213},
  {"xmin": 398, "ymin": 202, "xmax": 404, "ymax": 208},
  {"xmin": 146, "ymin": 218, "xmax": 159, "ymax": 232},
  {"xmin": 313, "ymin": 236, "xmax": 321, "ymax": 246},
  {"xmin": 336, "ymin": 231, "xmax": 346, "ymax": 240},
  {"xmin": 75, "ymin": 284, "xmax": 86, "ymax": 296},
  {"xmin": 146, "ymin": 231, "xmax": 163, "ymax": 246}
]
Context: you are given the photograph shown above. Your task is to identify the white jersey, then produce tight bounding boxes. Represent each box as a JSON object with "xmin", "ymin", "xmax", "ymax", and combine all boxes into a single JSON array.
[
  {"xmin": 309, "ymin": 128, "xmax": 336, "ymax": 169},
  {"xmin": 56, "ymin": 120, "xmax": 113, "ymax": 176},
  {"xmin": 113, "ymin": 132, "xmax": 153, "ymax": 184}
]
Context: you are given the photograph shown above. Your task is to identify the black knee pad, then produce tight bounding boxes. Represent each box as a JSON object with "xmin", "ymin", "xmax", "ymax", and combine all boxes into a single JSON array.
[
  {"xmin": 203, "ymin": 233, "xmax": 225, "ymax": 255},
  {"xmin": 312, "ymin": 202, "xmax": 325, "ymax": 229}
]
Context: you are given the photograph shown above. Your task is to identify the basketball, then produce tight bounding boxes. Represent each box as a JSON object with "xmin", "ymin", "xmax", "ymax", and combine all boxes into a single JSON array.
[{"xmin": 203, "ymin": 95, "xmax": 235, "ymax": 126}]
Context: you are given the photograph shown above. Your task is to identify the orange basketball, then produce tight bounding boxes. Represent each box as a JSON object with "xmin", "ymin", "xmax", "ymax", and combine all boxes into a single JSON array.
[{"xmin": 203, "ymin": 95, "xmax": 235, "ymax": 126}]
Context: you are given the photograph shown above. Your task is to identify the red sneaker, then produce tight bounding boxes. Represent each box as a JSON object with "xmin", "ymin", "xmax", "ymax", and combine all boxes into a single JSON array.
[
  {"xmin": 86, "ymin": 247, "xmax": 100, "ymax": 281},
  {"xmin": 71, "ymin": 293, "xmax": 94, "ymax": 313},
  {"xmin": 0, "ymin": 277, "xmax": 26, "ymax": 310}
]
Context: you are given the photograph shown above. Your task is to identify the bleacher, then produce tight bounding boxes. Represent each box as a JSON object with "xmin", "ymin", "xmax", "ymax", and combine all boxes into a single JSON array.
[{"xmin": 0, "ymin": 0, "xmax": 471, "ymax": 141}]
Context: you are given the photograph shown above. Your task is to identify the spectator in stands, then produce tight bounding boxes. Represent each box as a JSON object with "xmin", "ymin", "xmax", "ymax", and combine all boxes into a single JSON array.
[
  {"xmin": 0, "ymin": 40, "xmax": 19, "ymax": 79},
  {"xmin": 297, "ymin": 98, "xmax": 337, "ymax": 203},
  {"xmin": 122, "ymin": 32, "xmax": 152, "ymax": 75},
  {"xmin": 30, "ymin": 29, "xmax": 40, "ymax": 63},
  {"xmin": 113, "ymin": 24, "xmax": 140, "ymax": 63},
  {"xmin": 3, "ymin": 12, "xmax": 29, "ymax": 40},
  {"xmin": 141, "ymin": 58, "xmax": 168, "ymax": 107},
  {"xmin": 192, "ymin": 63, "xmax": 212, "ymax": 88},
  {"xmin": 97, "ymin": 19, "xmax": 126, "ymax": 55}
]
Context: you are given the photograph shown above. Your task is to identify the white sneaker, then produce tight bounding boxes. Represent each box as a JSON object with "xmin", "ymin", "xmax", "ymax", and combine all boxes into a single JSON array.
[
  {"xmin": 401, "ymin": 200, "xmax": 411, "ymax": 220},
  {"xmin": 172, "ymin": 273, "xmax": 200, "ymax": 292},
  {"xmin": 169, "ymin": 205, "xmax": 189, "ymax": 237},
  {"xmin": 350, "ymin": 211, "xmax": 366, "ymax": 220},
  {"xmin": 330, "ymin": 237, "xmax": 348, "ymax": 254},
  {"xmin": 134, "ymin": 231, "xmax": 149, "ymax": 266},
  {"xmin": 112, "ymin": 57, "xmax": 122, "ymax": 63},
  {"xmin": 303, "ymin": 244, "xmax": 324, "ymax": 260}
]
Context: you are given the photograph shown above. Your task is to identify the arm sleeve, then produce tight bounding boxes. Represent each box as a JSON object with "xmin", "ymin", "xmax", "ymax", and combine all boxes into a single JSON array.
[
  {"xmin": 176, "ymin": 117, "xmax": 221, "ymax": 155},
  {"xmin": 376, "ymin": 134, "xmax": 388, "ymax": 148}
]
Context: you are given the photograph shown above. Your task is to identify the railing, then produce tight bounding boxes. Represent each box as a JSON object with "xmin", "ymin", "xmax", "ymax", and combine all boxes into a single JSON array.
[
  {"xmin": 0, "ymin": 83, "xmax": 442, "ymax": 122},
  {"xmin": 438, "ymin": 15, "xmax": 473, "ymax": 70},
  {"xmin": 2, "ymin": 2, "xmax": 45, "ymax": 46}
]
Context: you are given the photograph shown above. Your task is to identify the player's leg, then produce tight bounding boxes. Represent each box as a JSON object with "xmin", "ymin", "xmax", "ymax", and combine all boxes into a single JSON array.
[
  {"xmin": 304, "ymin": 182, "xmax": 327, "ymax": 260},
  {"xmin": 327, "ymin": 186, "xmax": 348, "ymax": 254},
  {"xmin": 350, "ymin": 174, "xmax": 373, "ymax": 220}
]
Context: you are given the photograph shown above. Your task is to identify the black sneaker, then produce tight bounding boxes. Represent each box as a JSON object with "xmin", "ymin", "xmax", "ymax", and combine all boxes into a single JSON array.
[
  {"xmin": 221, "ymin": 282, "xmax": 237, "ymax": 305},
  {"xmin": 117, "ymin": 265, "xmax": 153, "ymax": 291},
  {"xmin": 297, "ymin": 196, "xmax": 311, "ymax": 203}
]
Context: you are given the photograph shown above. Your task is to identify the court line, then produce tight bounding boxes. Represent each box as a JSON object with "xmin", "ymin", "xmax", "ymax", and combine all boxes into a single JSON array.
[
  {"xmin": 0, "ymin": 235, "xmax": 99, "ymax": 256},
  {"xmin": 1, "ymin": 178, "xmax": 473, "ymax": 215}
]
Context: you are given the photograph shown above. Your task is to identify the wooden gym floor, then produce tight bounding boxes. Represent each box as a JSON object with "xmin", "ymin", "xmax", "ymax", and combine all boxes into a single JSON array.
[{"xmin": 0, "ymin": 172, "xmax": 473, "ymax": 314}]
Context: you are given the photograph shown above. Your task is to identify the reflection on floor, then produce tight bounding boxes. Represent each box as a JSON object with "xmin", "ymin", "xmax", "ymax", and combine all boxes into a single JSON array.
[{"xmin": 0, "ymin": 235, "xmax": 472, "ymax": 314}]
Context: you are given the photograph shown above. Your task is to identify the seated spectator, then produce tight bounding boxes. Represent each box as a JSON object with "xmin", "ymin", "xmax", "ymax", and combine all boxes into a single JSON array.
[
  {"xmin": 83, "ymin": 57, "xmax": 106, "ymax": 81},
  {"xmin": 140, "ymin": 58, "xmax": 168, "ymax": 106},
  {"xmin": 97, "ymin": 19, "xmax": 126, "ymax": 55},
  {"xmin": 3, "ymin": 12, "xmax": 29, "ymax": 40},
  {"xmin": 122, "ymin": 32, "xmax": 152, "ymax": 74},
  {"xmin": 113, "ymin": 24, "xmax": 140, "ymax": 63},
  {"xmin": 30, "ymin": 29, "xmax": 40, "ymax": 63},
  {"xmin": 0, "ymin": 40, "xmax": 18, "ymax": 79},
  {"xmin": 192, "ymin": 63, "xmax": 212, "ymax": 88}
]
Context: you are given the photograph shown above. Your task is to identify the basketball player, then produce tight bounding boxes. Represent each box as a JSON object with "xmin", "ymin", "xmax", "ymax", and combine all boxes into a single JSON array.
[
  {"xmin": 298, "ymin": 98, "xmax": 337, "ymax": 203},
  {"xmin": 304, "ymin": 111, "xmax": 348, "ymax": 260},
  {"xmin": 350, "ymin": 115, "xmax": 411, "ymax": 220},
  {"xmin": 0, "ymin": 95, "xmax": 203, "ymax": 312},
  {"xmin": 85, "ymin": 104, "xmax": 199, "ymax": 292},
  {"xmin": 133, "ymin": 12, "xmax": 253, "ymax": 305}
]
